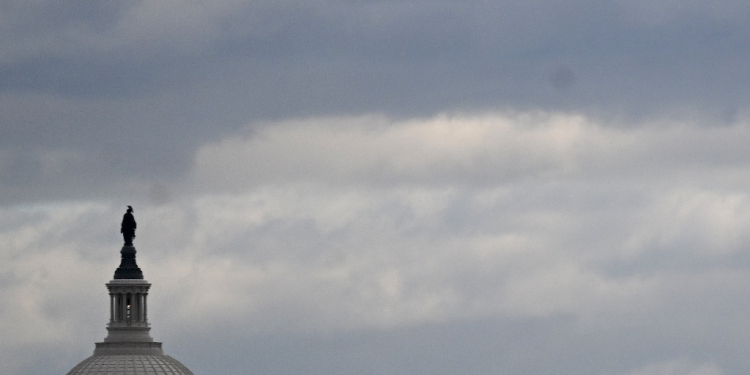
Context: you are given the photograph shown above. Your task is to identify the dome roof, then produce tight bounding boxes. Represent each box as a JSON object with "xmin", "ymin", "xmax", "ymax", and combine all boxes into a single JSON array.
[{"xmin": 66, "ymin": 354, "xmax": 194, "ymax": 375}]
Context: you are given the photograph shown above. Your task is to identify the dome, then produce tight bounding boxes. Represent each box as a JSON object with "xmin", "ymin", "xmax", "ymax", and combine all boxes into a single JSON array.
[
  {"xmin": 66, "ymin": 354, "xmax": 194, "ymax": 375},
  {"xmin": 65, "ymin": 226, "xmax": 196, "ymax": 375}
]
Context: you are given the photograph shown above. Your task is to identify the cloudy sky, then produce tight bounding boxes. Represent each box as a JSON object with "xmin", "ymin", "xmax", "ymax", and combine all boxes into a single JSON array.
[{"xmin": 2, "ymin": 1, "xmax": 750, "ymax": 374}]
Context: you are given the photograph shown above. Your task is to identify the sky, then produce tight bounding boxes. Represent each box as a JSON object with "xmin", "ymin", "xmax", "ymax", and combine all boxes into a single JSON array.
[{"xmin": 2, "ymin": 1, "xmax": 750, "ymax": 374}]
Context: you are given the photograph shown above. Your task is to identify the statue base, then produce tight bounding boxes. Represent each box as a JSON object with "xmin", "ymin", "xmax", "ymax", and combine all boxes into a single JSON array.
[{"xmin": 113, "ymin": 246, "xmax": 144, "ymax": 279}]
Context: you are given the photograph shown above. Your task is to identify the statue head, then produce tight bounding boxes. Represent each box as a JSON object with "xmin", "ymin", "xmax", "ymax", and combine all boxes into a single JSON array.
[{"xmin": 127, "ymin": 205, "xmax": 133, "ymax": 213}]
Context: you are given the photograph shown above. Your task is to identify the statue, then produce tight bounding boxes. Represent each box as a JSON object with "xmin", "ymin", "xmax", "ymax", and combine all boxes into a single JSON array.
[{"xmin": 121, "ymin": 206, "xmax": 137, "ymax": 246}]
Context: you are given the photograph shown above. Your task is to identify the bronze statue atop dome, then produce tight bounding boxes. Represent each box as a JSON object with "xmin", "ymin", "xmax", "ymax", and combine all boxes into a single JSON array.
[{"xmin": 120, "ymin": 206, "xmax": 136, "ymax": 246}]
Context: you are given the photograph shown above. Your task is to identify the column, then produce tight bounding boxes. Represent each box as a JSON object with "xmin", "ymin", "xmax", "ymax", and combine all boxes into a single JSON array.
[
  {"xmin": 143, "ymin": 294, "xmax": 148, "ymax": 322},
  {"xmin": 114, "ymin": 294, "xmax": 121, "ymax": 322},
  {"xmin": 139, "ymin": 293, "xmax": 145, "ymax": 323},
  {"xmin": 121, "ymin": 293, "xmax": 127, "ymax": 323},
  {"xmin": 109, "ymin": 294, "xmax": 115, "ymax": 323}
]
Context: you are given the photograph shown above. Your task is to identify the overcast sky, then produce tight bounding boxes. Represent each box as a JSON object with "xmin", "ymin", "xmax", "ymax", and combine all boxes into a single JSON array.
[{"xmin": 3, "ymin": 1, "xmax": 750, "ymax": 375}]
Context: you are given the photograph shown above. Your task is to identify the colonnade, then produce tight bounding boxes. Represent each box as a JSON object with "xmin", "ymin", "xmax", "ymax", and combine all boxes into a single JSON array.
[{"xmin": 108, "ymin": 286, "xmax": 150, "ymax": 325}]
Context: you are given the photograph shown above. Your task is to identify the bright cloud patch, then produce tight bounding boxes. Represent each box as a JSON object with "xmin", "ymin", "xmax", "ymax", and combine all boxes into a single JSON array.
[
  {"xmin": 189, "ymin": 113, "xmax": 600, "ymax": 189},
  {"xmin": 189, "ymin": 112, "xmax": 750, "ymax": 189},
  {"xmin": 178, "ymin": 112, "xmax": 750, "ymax": 335}
]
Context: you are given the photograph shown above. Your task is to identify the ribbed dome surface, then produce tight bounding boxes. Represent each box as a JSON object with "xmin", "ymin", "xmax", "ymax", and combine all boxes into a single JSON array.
[{"xmin": 66, "ymin": 354, "xmax": 194, "ymax": 375}]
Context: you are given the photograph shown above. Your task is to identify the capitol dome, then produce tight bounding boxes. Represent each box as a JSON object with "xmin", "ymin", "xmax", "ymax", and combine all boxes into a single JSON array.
[{"xmin": 66, "ymin": 210, "xmax": 195, "ymax": 375}]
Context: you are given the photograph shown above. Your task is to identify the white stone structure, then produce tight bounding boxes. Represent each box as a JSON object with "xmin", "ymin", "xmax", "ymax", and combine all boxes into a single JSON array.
[{"xmin": 65, "ymin": 245, "xmax": 195, "ymax": 375}]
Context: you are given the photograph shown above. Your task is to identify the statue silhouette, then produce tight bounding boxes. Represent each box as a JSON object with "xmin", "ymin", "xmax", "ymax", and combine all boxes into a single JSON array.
[{"xmin": 121, "ymin": 206, "xmax": 137, "ymax": 246}]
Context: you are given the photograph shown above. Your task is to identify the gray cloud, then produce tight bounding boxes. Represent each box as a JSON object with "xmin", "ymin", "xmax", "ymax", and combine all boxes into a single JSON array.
[
  {"xmin": 1, "ymin": 0, "xmax": 749, "ymax": 206},
  {"xmin": 4, "ymin": 2, "xmax": 750, "ymax": 374}
]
